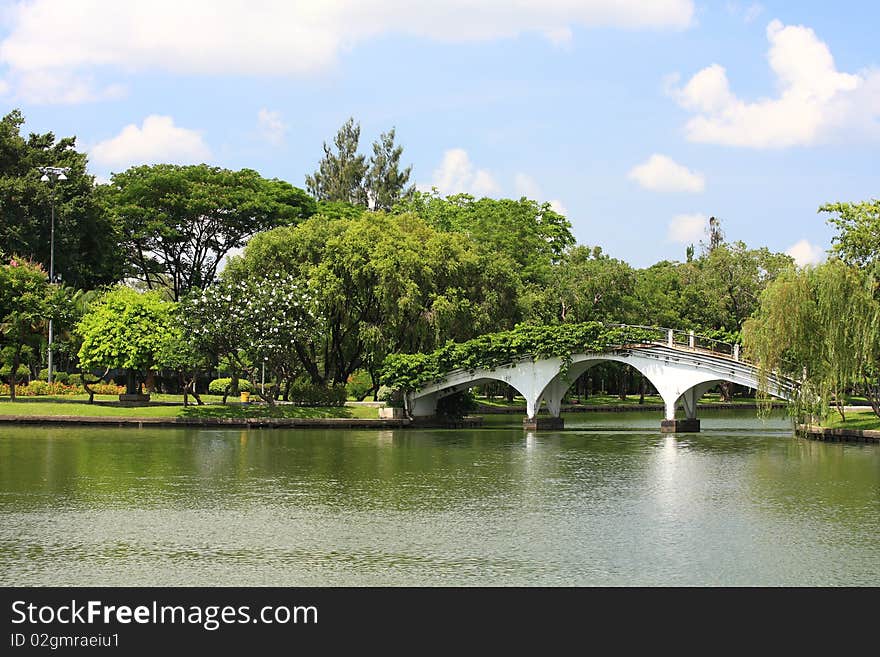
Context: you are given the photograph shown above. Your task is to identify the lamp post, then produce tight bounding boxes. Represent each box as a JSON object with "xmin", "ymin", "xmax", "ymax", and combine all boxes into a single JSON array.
[{"xmin": 39, "ymin": 166, "xmax": 70, "ymax": 384}]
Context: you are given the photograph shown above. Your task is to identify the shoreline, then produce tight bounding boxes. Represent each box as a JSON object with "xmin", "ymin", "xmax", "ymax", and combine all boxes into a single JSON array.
[{"xmin": 796, "ymin": 424, "xmax": 880, "ymax": 444}]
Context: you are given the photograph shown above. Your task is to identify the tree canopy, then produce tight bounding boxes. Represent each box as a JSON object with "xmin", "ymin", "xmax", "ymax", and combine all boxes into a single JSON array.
[
  {"xmin": 306, "ymin": 118, "xmax": 413, "ymax": 210},
  {"xmin": 743, "ymin": 260, "xmax": 879, "ymax": 421},
  {"xmin": 103, "ymin": 163, "xmax": 316, "ymax": 300},
  {"xmin": 0, "ymin": 109, "xmax": 122, "ymax": 289},
  {"xmin": 77, "ymin": 286, "xmax": 177, "ymax": 393}
]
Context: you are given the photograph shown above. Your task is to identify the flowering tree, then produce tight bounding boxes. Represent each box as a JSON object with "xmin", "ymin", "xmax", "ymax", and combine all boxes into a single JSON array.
[{"xmin": 180, "ymin": 272, "xmax": 320, "ymax": 404}]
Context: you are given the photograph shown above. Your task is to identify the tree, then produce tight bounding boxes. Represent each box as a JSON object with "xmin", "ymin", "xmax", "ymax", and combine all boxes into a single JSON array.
[
  {"xmin": 395, "ymin": 191, "xmax": 575, "ymax": 286},
  {"xmin": 365, "ymin": 128, "xmax": 413, "ymax": 211},
  {"xmin": 305, "ymin": 118, "xmax": 368, "ymax": 206},
  {"xmin": 0, "ymin": 257, "xmax": 70, "ymax": 400},
  {"xmin": 180, "ymin": 272, "xmax": 321, "ymax": 404},
  {"xmin": 76, "ymin": 286, "xmax": 177, "ymax": 396},
  {"xmin": 532, "ymin": 246, "xmax": 636, "ymax": 324},
  {"xmin": 820, "ymin": 199, "xmax": 880, "ymax": 280},
  {"xmin": 0, "ymin": 109, "xmax": 122, "ymax": 289},
  {"xmin": 743, "ymin": 260, "xmax": 879, "ymax": 422},
  {"xmin": 103, "ymin": 164, "xmax": 315, "ymax": 300},
  {"xmin": 230, "ymin": 209, "xmax": 523, "ymax": 396},
  {"xmin": 676, "ymin": 241, "xmax": 794, "ymax": 333}
]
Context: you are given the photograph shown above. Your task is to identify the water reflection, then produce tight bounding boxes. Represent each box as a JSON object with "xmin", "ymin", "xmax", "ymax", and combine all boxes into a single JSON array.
[{"xmin": 0, "ymin": 410, "xmax": 878, "ymax": 586}]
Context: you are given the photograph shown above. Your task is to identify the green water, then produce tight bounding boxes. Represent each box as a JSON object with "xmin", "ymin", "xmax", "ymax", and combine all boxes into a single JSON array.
[{"xmin": 1, "ymin": 410, "xmax": 878, "ymax": 586}]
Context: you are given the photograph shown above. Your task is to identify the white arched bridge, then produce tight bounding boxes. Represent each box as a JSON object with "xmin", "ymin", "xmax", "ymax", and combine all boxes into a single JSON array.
[{"xmin": 407, "ymin": 326, "xmax": 796, "ymax": 432}]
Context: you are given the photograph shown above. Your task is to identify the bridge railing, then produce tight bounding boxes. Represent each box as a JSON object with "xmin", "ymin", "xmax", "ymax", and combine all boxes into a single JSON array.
[{"xmin": 607, "ymin": 324, "xmax": 740, "ymax": 360}]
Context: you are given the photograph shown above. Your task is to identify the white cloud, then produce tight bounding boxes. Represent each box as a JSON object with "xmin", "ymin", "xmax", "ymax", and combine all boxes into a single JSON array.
[
  {"xmin": 257, "ymin": 108, "xmax": 287, "ymax": 146},
  {"xmin": 0, "ymin": 0, "xmax": 694, "ymax": 103},
  {"xmin": 429, "ymin": 148, "xmax": 501, "ymax": 197},
  {"xmin": 671, "ymin": 19, "xmax": 880, "ymax": 147},
  {"xmin": 549, "ymin": 199, "xmax": 568, "ymax": 216},
  {"xmin": 786, "ymin": 239, "xmax": 825, "ymax": 267},
  {"xmin": 90, "ymin": 115, "xmax": 211, "ymax": 170},
  {"xmin": 628, "ymin": 154, "xmax": 705, "ymax": 193},
  {"xmin": 667, "ymin": 213, "xmax": 706, "ymax": 243}
]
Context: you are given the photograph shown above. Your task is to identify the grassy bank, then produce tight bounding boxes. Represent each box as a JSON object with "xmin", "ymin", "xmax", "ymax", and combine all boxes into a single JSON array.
[
  {"xmin": 0, "ymin": 396, "xmax": 378, "ymax": 420},
  {"xmin": 821, "ymin": 409, "xmax": 880, "ymax": 431}
]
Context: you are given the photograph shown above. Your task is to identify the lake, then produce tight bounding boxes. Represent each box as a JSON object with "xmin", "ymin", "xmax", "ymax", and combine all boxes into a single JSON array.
[{"xmin": 1, "ymin": 409, "xmax": 878, "ymax": 586}]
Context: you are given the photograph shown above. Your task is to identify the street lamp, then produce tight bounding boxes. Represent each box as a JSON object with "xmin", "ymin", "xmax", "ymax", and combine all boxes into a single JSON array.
[{"xmin": 39, "ymin": 166, "xmax": 70, "ymax": 384}]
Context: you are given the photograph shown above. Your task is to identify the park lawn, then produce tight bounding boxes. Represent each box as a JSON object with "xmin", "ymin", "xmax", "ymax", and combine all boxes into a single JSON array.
[
  {"xmin": 821, "ymin": 409, "xmax": 880, "ymax": 431},
  {"xmin": 0, "ymin": 398, "xmax": 378, "ymax": 420}
]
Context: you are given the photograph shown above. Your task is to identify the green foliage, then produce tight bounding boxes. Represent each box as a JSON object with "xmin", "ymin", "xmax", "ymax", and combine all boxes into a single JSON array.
[
  {"xmin": 0, "ymin": 109, "xmax": 123, "ymax": 288},
  {"xmin": 287, "ymin": 382, "xmax": 347, "ymax": 407},
  {"xmin": 396, "ymin": 191, "xmax": 575, "ymax": 285},
  {"xmin": 306, "ymin": 119, "xmax": 413, "ymax": 211},
  {"xmin": 365, "ymin": 128, "xmax": 413, "ymax": 211},
  {"xmin": 743, "ymin": 260, "xmax": 879, "ymax": 421},
  {"xmin": 0, "ymin": 256, "xmax": 71, "ymax": 398},
  {"xmin": 306, "ymin": 118, "xmax": 368, "ymax": 206},
  {"xmin": 820, "ymin": 200, "xmax": 880, "ymax": 275},
  {"xmin": 531, "ymin": 245, "xmax": 636, "ymax": 323},
  {"xmin": 381, "ymin": 322, "xmax": 657, "ymax": 391},
  {"xmin": 180, "ymin": 271, "xmax": 320, "ymax": 399},
  {"xmin": 0, "ymin": 363, "xmax": 30, "ymax": 381},
  {"xmin": 233, "ymin": 210, "xmax": 522, "ymax": 386},
  {"xmin": 76, "ymin": 285, "xmax": 177, "ymax": 373},
  {"xmin": 208, "ymin": 378, "xmax": 252, "ymax": 395},
  {"xmin": 38, "ymin": 368, "xmax": 69, "ymax": 383},
  {"xmin": 346, "ymin": 370, "xmax": 374, "ymax": 400},
  {"xmin": 103, "ymin": 163, "xmax": 315, "ymax": 300}
]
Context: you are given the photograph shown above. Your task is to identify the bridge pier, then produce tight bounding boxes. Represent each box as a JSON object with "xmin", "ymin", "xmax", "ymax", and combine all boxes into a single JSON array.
[
  {"xmin": 523, "ymin": 416, "xmax": 564, "ymax": 431},
  {"xmin": 660, "ymin": 418, "xmax": 700, "ymax": 433}
]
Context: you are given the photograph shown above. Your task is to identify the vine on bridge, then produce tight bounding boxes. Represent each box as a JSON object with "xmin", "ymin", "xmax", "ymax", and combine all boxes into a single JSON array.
[{"xmin": 380, "ymin": 322, "xmax": 660, "ymax": 392}]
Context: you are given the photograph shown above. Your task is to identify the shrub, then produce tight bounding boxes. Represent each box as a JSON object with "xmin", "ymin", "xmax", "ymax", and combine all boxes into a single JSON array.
[
  {"xmin": 287, "ymin": 383, "xmax": 347, "ymax": 407},
  {"xmin": 38, "ymin": 368, "xmax": 69, "ymax": 383},
  {"xmin": 346, "ymin": 370, "xmax": 374, "ymax": 400},
  {"xmin": 0, "ymin": 381, "xmax": 83, "ymax": 396},
  {"xmin": 208, "ymin": 377, "xmax": 252, "ymax": 395},
  {"xmin": 0, "ymin": 363, "xmax": 30, "ymax": 382},
  {"xmin": 88, "ymin": 382, "xmax": 126, "ymax": 395},
  {"xmin": 67, "ymin": 374, "xmax": 83, "ymax": 386}
]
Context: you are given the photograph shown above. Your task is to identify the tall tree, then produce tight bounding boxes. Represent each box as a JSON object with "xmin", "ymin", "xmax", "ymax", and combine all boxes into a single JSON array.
[
  {"xmin": 532, "ymin": 246, "xmax": 636, "ymax": 324},
  {"xmin": 229, "ymin": 210, "xmax": 522, "ymax": 394},
  {"xmin": 365, "ymin": 128, "xmax": 413, "ymax": 211},
  {"xmin": 103, "ymin": 164, "xmax": 315, "ymax": 300},
  {"xmin": 743, "ymin": 260, "xmax": 879, "ymax": 422},
  {"xmin": 396, "ymin": 191, "xmax": 575, "ymax": 286},
  {"xmin": 305, "ymin": 118, "xmax": 368, "ymax": 206},
  {"xmin": 0, "ymin": 109, "xmax": 122, "ymax": 289}
]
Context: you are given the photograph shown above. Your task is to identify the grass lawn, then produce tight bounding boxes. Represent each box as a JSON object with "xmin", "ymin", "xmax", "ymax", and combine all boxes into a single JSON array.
[
  {"xmin": 821, "ymin": 409, "xmax": 880, "ymax": 431},
  {"xmin": 0, "ymin": 396, "xmax": 379, "ymax": 420}
]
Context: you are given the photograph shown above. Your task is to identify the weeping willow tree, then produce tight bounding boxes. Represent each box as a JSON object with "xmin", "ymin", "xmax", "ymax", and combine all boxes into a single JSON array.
[{"xmin": 743, "ymin": 260, "xmax": 879, "ymax": 423}]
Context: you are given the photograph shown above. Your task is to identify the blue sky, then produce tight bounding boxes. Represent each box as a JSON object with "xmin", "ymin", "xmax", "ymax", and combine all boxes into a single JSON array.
[{"xmin": 1, "ymin": 0, "xmax": 878, "ymax": 267}]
